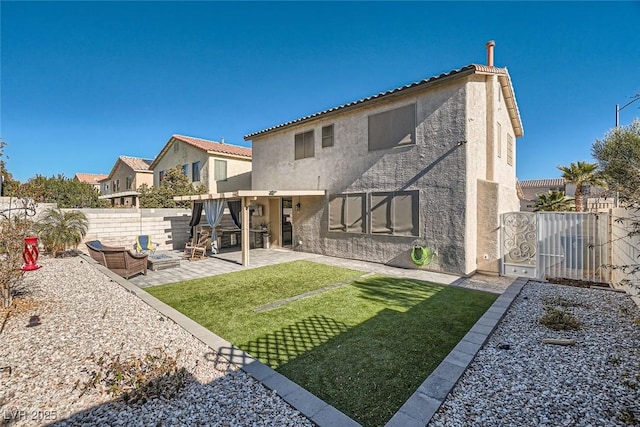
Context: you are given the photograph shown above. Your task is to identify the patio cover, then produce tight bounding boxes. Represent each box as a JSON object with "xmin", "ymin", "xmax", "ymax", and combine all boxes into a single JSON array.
[{"xmin": 174, "ymin": 190, "xmax": 326, "ymax": 266}]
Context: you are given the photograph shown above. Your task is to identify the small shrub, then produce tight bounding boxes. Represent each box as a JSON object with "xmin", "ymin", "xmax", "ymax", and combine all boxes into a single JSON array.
[
  {"xmin": 0, "ymin": 216, "xmax": 34, "ymax": 308},
  {"xmin": 35, "ymin": 208, "xmax": 88, "ymax": 256},
  {"xmin": 79, "ymin": 348, "xmax": 189, "ymax": 404},
  {"xmin": 617, "ymin": 409, "xmax": 638, "ymax": 425},
  {"xmin": 539, "ymin": 306, "xmax": 582, "ymax": 330}
]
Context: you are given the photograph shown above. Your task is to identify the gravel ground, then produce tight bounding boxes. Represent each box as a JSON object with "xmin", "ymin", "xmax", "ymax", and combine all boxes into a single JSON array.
[
  {"xmin": 0, "ymin": 257, "xmax": 313, "ymax": 427},
  {"xmin": 429, "ymin": 281, "xmax": 640, "ymax": 427}
]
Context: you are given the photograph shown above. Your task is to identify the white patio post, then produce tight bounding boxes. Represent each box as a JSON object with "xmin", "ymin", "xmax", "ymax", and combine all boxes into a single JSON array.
[{"xmin": 241, "ymin": 196, "xmax": 250, "ymax": 266}]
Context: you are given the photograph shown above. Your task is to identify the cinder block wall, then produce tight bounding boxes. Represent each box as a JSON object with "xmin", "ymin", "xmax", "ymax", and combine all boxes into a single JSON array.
[
  {"xmin": 69, "ymin": 208, "xmax": 193, "ymax": 251},
  {"xmin": 611, "ymin": 208, "xmax": 640, "ymax": 301}
]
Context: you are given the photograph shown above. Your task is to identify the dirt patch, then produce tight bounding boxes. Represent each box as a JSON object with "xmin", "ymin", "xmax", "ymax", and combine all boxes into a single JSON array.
[{"xmin": 546, "ymin": 277, "xmax": 610, "ymax": 288}]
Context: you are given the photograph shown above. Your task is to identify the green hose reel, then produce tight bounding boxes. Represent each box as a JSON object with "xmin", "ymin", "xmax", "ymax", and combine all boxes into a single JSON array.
[{"xmin": 411, "ymin": 245, "xmax": 434, "ymax": 266}]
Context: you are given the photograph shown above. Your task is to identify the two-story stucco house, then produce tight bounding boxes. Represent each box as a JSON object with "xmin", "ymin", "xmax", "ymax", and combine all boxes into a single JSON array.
[
  {"xmin": 241, "ymin": 42, "xmax": 523, "ymax": 275},
  {"xmin": 99, "ymin": 156, "xmax": 154, "ymax": 207},
  {"xmin": 150, "ymin": 134, "xmax": 252, "ymax": 193}
]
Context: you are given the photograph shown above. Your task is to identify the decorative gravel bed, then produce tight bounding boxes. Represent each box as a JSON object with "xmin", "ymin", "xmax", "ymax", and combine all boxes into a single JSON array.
[
  {"xmin": 429, "ymin": 281, "xmax": 640, "ymax": 427},
  {"xmin": 0, "ymin": 257, "xmax": 313, "ymax": 427}
]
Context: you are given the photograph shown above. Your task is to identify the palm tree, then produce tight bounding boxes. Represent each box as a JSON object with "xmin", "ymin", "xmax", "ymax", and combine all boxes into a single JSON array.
[
  {"xmin": 557, "ymin": 161, "xmax": 607, "ymax": 212},
  {"xmin": 36, "ymin": 208, "xmax": 88, "ymax": 256},
  {"xmin": 534, "ymin": 190, "xmax": 575, "ymax": 212}
]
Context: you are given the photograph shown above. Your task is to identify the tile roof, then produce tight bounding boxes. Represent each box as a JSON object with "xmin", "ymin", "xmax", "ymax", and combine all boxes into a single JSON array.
[
  {"xmin": 74, "ymin": 173, "xmax": 108, "ymax": 184},
  {"xmin": 172, "ymin": 135, "xmax": 252, "ymax": 159},
  {"xmin": 105, "ymin": 156, "xmax": 154, "ymax": 180},
  {"xmin": 519, "ymin": 178, "xmax": 566, "ymax": 188},
  {"xmin": 119, "ymin": 156, "xmax": 154, "ymax": 172},
  {"xmin": 244, "ymin": 63, "xmax": 523, "ymax": 139}
]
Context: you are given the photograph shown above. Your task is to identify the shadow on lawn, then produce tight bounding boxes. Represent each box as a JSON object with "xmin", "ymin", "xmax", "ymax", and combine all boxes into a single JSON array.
[
  {"xmin": 242, "ymin": 315, "xmax": 350, "ymax": 368},
  {"xmin": 240, "ymin": 282, "xmax": 496, "ymax": 427}
]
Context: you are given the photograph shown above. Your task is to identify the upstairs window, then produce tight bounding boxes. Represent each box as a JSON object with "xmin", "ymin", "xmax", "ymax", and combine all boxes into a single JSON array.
[
  {"xmin": 214, "ymin": 159, "xmax": 227, "ymax": 181},
  {"xmin": 328, "ymin": 193, "xmax": 366, "ymax": 233},
  {"xmin": 507, "ymin": 134, "xmax": 514, "ymax": 166},
  {"xmin": 368, "ymin": 103, "xmax": 416, "ymax": 151},
  {"xmin": 159, "ymin": 170, "xmax": 166, "ymax": 182},
  {"xmin": 294, "ymin": 130, "xmax": 315, "ymax": 160},
  {"xmin": 125, "ymin": 176, "xmax": 133, "ymax": 190},
  {"xmin": 173, "ymin": 142, "xmax": 179, "ymax": 152},
  {"xmin": 322, "ymin": 125, "xmax": 334, "ymax": 148},
  {"xmin": 497, "ymin": 122, "xmax": 502, "ymax": 158},
  {"xmin": 192, "ymin": 161, "xmax": 201, "ymax": 182}
]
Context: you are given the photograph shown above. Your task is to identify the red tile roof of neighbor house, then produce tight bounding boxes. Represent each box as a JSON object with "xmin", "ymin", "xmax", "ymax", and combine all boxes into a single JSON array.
[
  {"xmin": 74, "ymin": 173, "xmax": 108, "ymax": 184},
  {"xmin": 172, "ymin": 134, "xmax": 252, "ymax": 159},
  {"xmin": 244, "ymin": 63, "xmax": 523, "ymax": 140},
  {"xmin": 103, "ymin": 156, "xmax": 154, "ymax": 181},
  {"xmin": 519, "ymin": 178, "xmax": 566, "ymax": 188},
  {"xmin": 119, "ymin": 156, "xmax": 154, "ymax": 172}
]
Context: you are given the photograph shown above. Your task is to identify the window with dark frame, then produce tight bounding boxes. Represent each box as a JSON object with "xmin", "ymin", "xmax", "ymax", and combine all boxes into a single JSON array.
[
  {"xmin": 368, "ymin": 103, "xmax": 416, "ymax": 151},
  {"xmin": 322, "ymin": 124, "xmax": 334, "ymax": 148},
  {"xmin": 125, "ymin": 176, "xmax": 133, "ymax": 190},
  {"xmin": 159, "ymin": 170, "xmax": 166, "ymax": 182},
  {"xmin": 294, "ymin": 130, "xmax": 315, "ymax": 160},
  {"xmin": 328, "ymin": 193, "xmax": 366, "ymax": 233},
  {"xmin": 192, "ymin": 161, "xmax": 201, "ymax": 182},
  {"xmin": 370, "ymin": 191, "xmax": 419, "ymax": 236},
  {"xmin": 182, "ymin": 164, "xmax": 188, "ymax": 176}
]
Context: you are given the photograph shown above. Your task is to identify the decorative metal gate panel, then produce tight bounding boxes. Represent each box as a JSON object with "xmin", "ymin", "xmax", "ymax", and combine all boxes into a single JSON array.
[
  {"xmin": 501, "ymin": 212, "xmax": 611, "ymax": 283},
  {"xmin": 501, "ymin": 212, "xmax": 538, "ymax": 278}
]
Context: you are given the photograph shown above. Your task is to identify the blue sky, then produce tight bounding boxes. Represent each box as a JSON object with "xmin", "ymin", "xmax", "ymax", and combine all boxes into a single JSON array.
[{"xmin": 2, "ymin": 1, "xmax": 639, "ymax": 183}]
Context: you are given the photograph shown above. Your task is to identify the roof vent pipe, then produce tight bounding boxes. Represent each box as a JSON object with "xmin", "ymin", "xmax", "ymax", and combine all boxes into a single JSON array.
[
  {"xmin": 220, "ymin": 137, "xmax": 225, "ymax": 144},
  {"xmin": 486, "ymin": 40, "xmax": 495, "ymax": 67}
]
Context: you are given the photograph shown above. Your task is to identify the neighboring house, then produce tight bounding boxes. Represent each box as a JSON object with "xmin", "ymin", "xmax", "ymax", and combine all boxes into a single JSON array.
[
  {"xmin": 73, "ymin": 173, "xmax": 108, "ymax": 193},
  {"xmin": 241, "ymin": 42, "xmax": 523, "ymax": 275},
  {"xmin": 99, "ymin": 156, "xmax": 154, "ymax": 207},
  {"xmin": 150, "ymin": 134, "xmax": 252, "ymax": 193},
  {"xmin": 519, "ymin": 178, "xmax": 613, "ymax": 212}
]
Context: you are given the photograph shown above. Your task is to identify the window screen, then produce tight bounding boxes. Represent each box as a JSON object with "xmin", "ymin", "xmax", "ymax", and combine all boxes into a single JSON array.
[
  {"xmin": 370, "ymin": 191, "xmax": 419, "ymax": 236},
  {"xmin": 214, "ymin": 159, "xmax": 227, "ymax": 181},
  {"xmin": 497, "ymin": 122, "xmax": 502, "ymax": 158},
  {"xmin": 507, "ymin": 134, "xmax": 514, "ymax": 166},
  {"xmin": 322, "ymin": 125, "xmax": 334, "ymax": 148},
  {"xmin": 368, "ymin": 103, "xmax": 416, "ymax": 151},
  {"xmin": 192, "ymin": 161, "xmax": 201, "ymax": 182},
  {"xmin": 295, "ymin": 130, "xmax": 315, "ymax": 160},
  {"xmin": 328, "ymin": 193, "xmax": 365, "ymax": 233}
]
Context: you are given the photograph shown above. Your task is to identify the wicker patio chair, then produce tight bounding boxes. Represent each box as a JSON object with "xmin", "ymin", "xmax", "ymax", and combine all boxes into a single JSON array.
[
  {"xmin": 85, "ymin": 240, "xmax": 126, "ymax": 267},
  {"xmin": 101, "ymin": 247, "xmax": 148, "ymax": 279}
]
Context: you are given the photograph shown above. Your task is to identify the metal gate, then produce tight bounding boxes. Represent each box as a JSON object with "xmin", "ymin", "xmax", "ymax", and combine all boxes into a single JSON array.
[{"xmin": 501, "ymin": 212, "xmax": 611, "ymax": 283}]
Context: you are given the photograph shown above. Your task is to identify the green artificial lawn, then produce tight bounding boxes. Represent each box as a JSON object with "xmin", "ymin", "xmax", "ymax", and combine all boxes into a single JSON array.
[{"xmin": 148, "ymin": 260, "xmax": 497, "ymax": 427}]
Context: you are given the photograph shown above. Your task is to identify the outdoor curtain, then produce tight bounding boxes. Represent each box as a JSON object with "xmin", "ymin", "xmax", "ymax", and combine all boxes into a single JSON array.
[
  {"xmin": 189, "ymin": 202, "xmax": 203, "ymax": 240},
  {"xmin": 227, "ymin": 200, "xmax": 242, "ymax": 229},
  {"xmin": 203, "ymin": 199, "xmax": 225, "ymax": 254}
]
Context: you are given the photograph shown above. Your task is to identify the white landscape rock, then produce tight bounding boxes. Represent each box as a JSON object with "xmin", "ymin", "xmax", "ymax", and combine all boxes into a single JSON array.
[
  {"xmin": 429, "ymin": 281, "xmax": 640, "ymax": 427},
  {"xmin": 0, "ymin": 257, "xmax": 312, "ymax": 427}
]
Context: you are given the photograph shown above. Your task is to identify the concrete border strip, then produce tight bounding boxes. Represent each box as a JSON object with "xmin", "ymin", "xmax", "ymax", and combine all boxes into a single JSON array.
[
  {"xmin": 384, "ymin": 276, "xmax": 528, "ymax": 427},
  {"xmin": 80, "ymin": 254, "xmax": 361, "ymax": 427}
]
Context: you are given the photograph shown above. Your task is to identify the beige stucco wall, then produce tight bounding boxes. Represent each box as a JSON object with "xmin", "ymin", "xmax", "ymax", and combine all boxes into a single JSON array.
[
  {"xmin": 466, "ymin": 74, "xmax": 520, "ymax": 274},
  {"xmin": 153, "ymin": 139, "xmax": 252, "ymax": 192},
  {"xmin": 251, "ymin": 77, "xmax": 473, "ymax": 274}
]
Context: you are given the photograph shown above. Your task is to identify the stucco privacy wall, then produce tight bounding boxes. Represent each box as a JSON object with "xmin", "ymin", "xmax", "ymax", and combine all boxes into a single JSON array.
[
  {"xmin": 466, "ymin": 75, "xmax": 520, "ymax": 274},
  {"xmin": 70, "ymin": 208, "xmax": 192, "ymax": 251},
  {"xmin": 253, "ymin": 78, "xmax": 471, "ymax": 273},
  {"xmin": 611, "ymin": 207, "xmax": 640, "ymax": 302}
]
